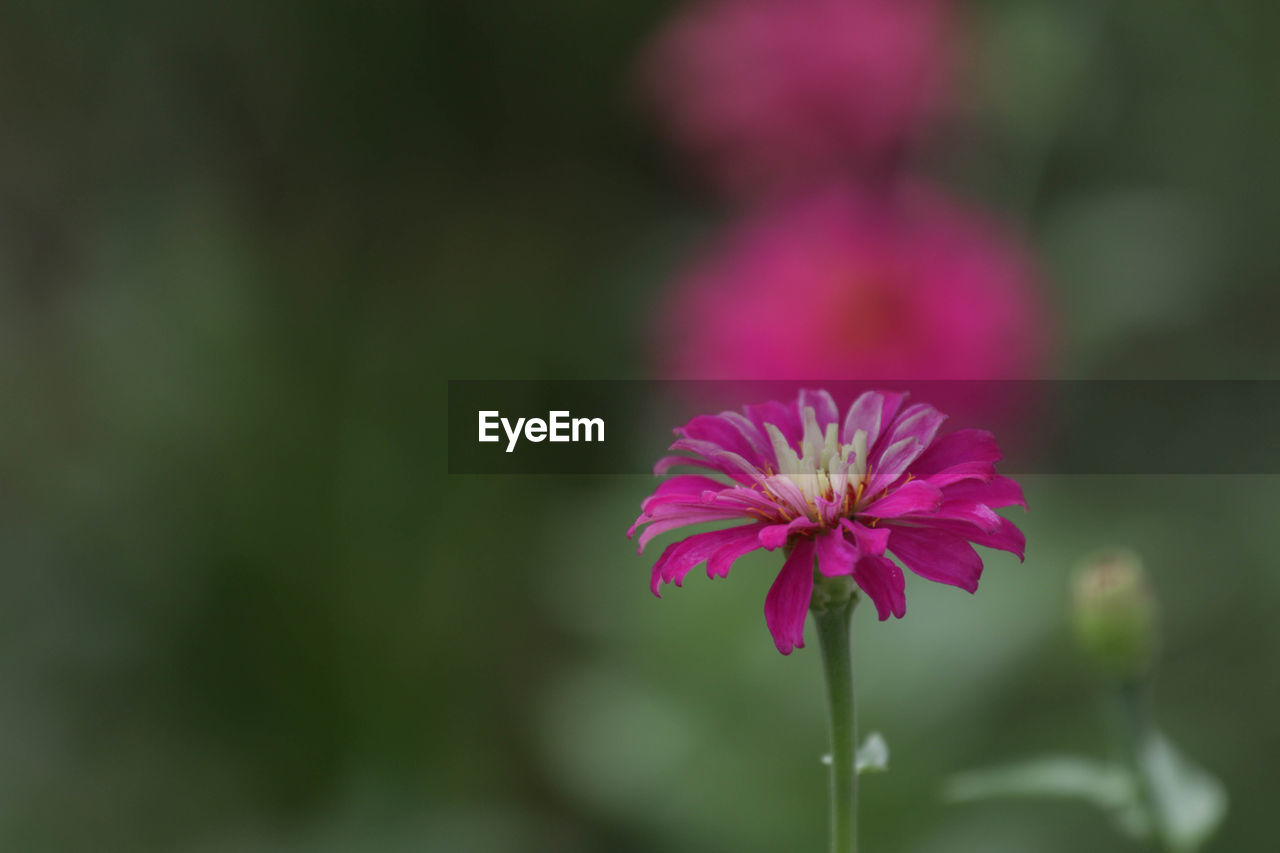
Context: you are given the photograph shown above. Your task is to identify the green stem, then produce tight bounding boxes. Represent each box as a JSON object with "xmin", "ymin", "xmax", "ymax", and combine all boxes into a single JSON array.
[
  {"xmin": 1115, "ymin": 679, "xmax": 1164, "ymax": 851},
  {"xmin": 813, "ymin": 578, "xmax": 859, "ymax": 853}
]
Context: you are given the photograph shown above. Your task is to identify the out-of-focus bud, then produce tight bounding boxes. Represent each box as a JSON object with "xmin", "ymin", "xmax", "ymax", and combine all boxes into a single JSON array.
[{"xmin": 1071, "ymin": 550, "xmax": 1159, "ymax": 681}]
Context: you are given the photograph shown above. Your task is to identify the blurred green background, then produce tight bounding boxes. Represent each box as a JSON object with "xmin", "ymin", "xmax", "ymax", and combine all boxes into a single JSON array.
[{"xmin": 3, "ymin": 0, "xmax": 1279, "ymax": 850}]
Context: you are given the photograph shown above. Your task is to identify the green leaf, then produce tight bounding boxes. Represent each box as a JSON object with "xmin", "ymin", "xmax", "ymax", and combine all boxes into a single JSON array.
[
  {"xmin": 1139, "ymin": 729, "xmax": 1228, "ymax": 853},
  {"xmin": 943, "ymin": 736, "xmax": 1227, "ymax": 851},
  {"xmin": 944, "ymin": 755, "xmax": 1135, "ymax": 808},
  {"xmin": 944, "ymin": 755, "xmax": 1149, "ymax": 840},
  {"xmin": 855, "ymin": 731, "xmax": 889, "ymax": 775}
]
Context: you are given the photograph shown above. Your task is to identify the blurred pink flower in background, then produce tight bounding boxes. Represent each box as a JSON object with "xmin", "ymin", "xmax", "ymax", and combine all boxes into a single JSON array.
[
  {"xmin": 653, "ymin": 184, "xmax": 1048, "ymax": 382},
  {"xmin": 641, "ymin": 0, "xmax": 957, "ymax": 198}
]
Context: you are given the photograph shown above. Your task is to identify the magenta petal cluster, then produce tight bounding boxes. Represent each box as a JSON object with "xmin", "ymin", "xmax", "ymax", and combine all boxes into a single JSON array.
[
  {"xmin": 629, "ymin": 390, "xmax": 1026, "ymax": 655},
  {"xmin": 640, "ymin": 0, "xmax": 955, "ymax": 197},
  {"xmin": 655, "ymin": 185, "xmax": 1048, "ymax": 382}
]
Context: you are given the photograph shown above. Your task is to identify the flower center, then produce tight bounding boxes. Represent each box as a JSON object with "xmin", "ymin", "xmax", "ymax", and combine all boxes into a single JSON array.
[{"xmin": 762, "ymin": 406, "xmax": 870, "ymax": 526}]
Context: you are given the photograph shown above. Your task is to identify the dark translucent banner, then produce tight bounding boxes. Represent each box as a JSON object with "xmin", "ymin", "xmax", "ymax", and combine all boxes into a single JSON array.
[{"xmin": 447, "ymin": 380, "xmax": 1280, "ymax": 475}]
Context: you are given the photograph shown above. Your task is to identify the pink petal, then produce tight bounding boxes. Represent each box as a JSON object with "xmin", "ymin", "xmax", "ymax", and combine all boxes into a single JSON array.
[
  {"xmin": 922, "ymin": 500, "xmax": 1003, "ymax": 533},
  {"xmin": 882, "ymin": 402, "xmax": 947, "ymax": 451},
  {"xmin": 815, "ymin": 528, "xmax": 858, "ymax": 577},
  {"xmin": 919, "ymin": 461, "xmax": 996, "ymax": 488},
  {"xmin": 633, "ymin": 507, "xmax": 755, "ymax": 550},
  {"xmin": 639, "ymin": 474, "xmax": 735, "ymax": 513},
  {"xmin": 926, "ymin": 517, "xmax": 1026, "ymax": 561},
  {"xmin": 852, "ymin": 554, "xmax": 907, "ymax": 620},
  {"xmin": 649, "ymin": 523, "xmax": 767, "ymax": 596},
  {"xmin": 880, "ymin": 391, "xmax": 911, "ymax": 432},
  {"xmin": 841, "ymin": 390, "xmax": 912, "ymax": 449},
  {"xmin": 646, "ymin": 474, "xmax": 728, "ymax": 501},
  {"xmin": 841, "ymin": 390, "xmax": 886, "ymax": 446},
  {"xmin": 911, "ymin": 429, "xmax": 1003, "ymax": 477},
  {"xmin": 718, "ymin": 411, "xmax": 774, "ymax": 463},
  {"xmin": 744, "ymin": 400, "xmax": 802, "ymax": 457},
  {"xmin": 653, "ymin": 454, "xmax": 731, "ymax": 477},
  {"xmin": 816, "ymin": 492, "xmax": 846, "ymax": 527},
  {"xmin": 668, "ymin": 439, "xmax": 765, "ymax": 485},
  {"xmin": 799, "ymin": 389, "xmax": 840, "ymax": 428},
  {"xmin": 701, "ymin": 485, "xmax": 787, "ymax": 517},
  {"xmin": 708, "ymin": 530, "xmax": 768, "ymax": 579},
  {"xmin": 759, "ymin": 516, "xmax": 820, "ymax": 550},
  {"xmin": 941, "ymin": 474, "xmax": 1027, "ymax": 509},
  {"xmin": 765, "ymin": 537, "xmax": 816, "ymax": 655},
  {"xmin": 841, "ymin": 519, "xmax": 890, "ymax": 557},
  {"xmin": 861, "ymin": 480, "xmax": 943, "ymax": 518},
  {"xmin": 886, "ymin": 526, "xmax": 984, "ymax": 593},
  {"xmin": 762, "ymin": 474, "xmax": 809, "ymax": 515},
  {"xmin": 873, "ymin": 392, "xmax": 910, "ymax": 444},
  {"xmin": 865, "ymin": 436, "xmax": 925, "ymax": 492},
  {"xmin": 679, "ymin": 413, "xmax": 770, "ymax": 468},
  {"xmin": 633, "ymin": 493, "xmax": 714, "ymax": 518}
]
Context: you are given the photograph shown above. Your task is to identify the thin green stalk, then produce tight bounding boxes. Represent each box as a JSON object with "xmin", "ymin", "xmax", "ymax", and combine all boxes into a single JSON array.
[
  {"xmin": 812, "ymin": 576, "xmax": 859, "ymax": 853},
  {"xmin": 1115, "ymin": 679, "xmax": 1163, "ymax": 851}
]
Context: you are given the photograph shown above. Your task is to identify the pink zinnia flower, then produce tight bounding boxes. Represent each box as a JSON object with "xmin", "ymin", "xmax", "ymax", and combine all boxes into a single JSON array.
[
  {"xmin": 654, "ymin": 184, "xmax": 1048, "ymax": 383},
  {"xmin": 640, "ymin": 0, "xmax": 956, "ymax": 197},
  {"xmin": 629, "ymin": 390, "xmax": 1026, "ymax": 654}
]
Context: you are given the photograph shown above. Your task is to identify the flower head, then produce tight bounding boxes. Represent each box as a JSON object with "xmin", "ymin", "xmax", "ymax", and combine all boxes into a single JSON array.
[
  {"xmin": 640, "ymin": 0, "xmax": 956, "ymax": 198},
  {"xmin": 1072, "ymin": 550, "xmax": 1159, "ymax": 680},
  {"xmin": 629, "ymin": 390, "xmax": 1026, "ymax": 654},
  {"xmin": 654, "ymin": 184, "xmax": 1048, "ymax": 383}
]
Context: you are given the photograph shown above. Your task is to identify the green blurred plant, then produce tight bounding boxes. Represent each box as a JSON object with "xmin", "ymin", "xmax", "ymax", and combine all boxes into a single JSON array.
[
  {"xmin": 1071, "ymin": 549, "xmax": 1159, "ymax": 681},
  {"xmin": 944, "ymin": 550, "xmax": 1226, "ymax": 852}
]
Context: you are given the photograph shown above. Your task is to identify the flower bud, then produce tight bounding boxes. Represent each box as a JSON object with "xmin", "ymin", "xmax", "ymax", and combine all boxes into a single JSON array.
[{"xmin": 1071, "ymin": 550, "xmax": 1159, "ymax": 680}]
